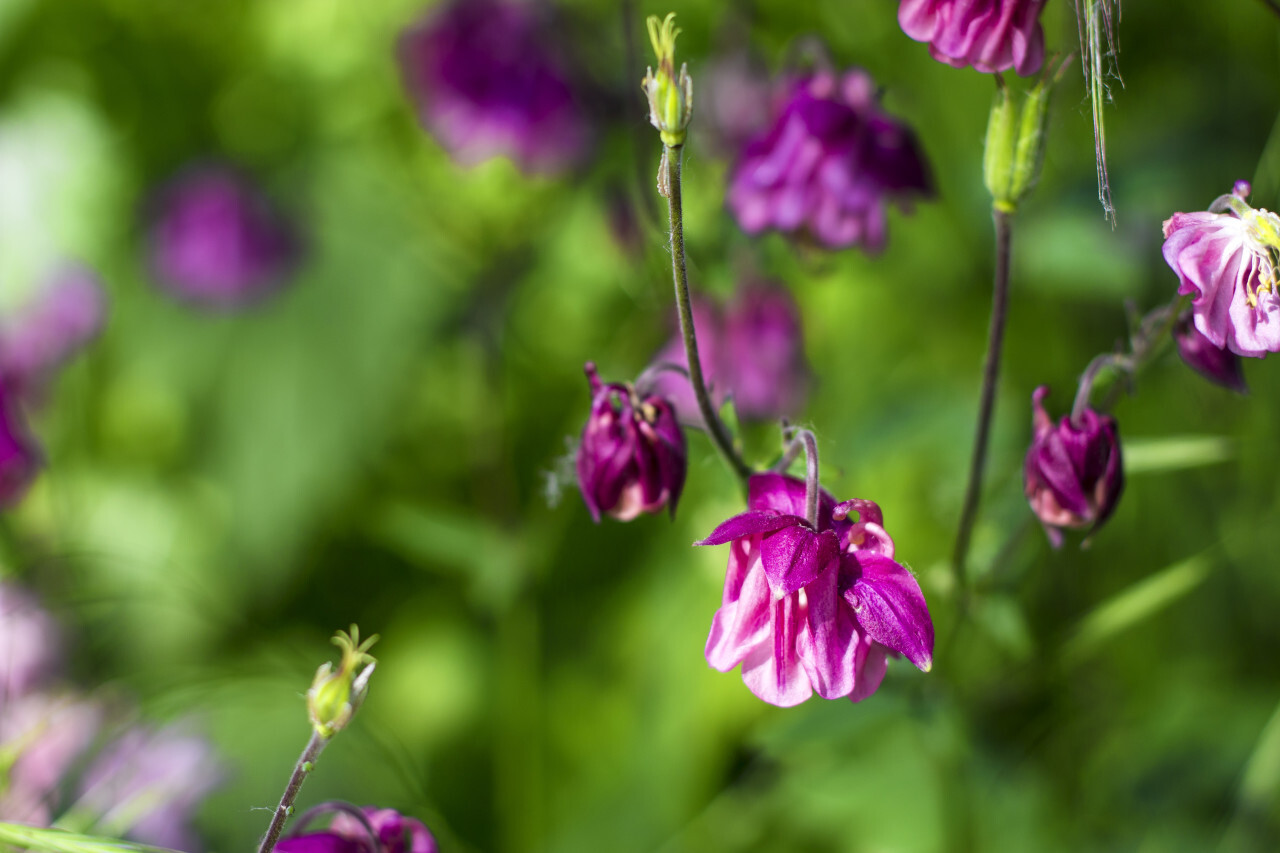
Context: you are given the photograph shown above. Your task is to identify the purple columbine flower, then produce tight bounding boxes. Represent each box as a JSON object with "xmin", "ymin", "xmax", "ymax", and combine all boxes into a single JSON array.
[
  {"xmin": 0, "ymin": 381, "xmax": 41, "ymax": 508},
  {"xmin": 0, "ymin": 266, "xmax": 106, "ymax": 400},
  {"xmin": 727, "ymin": 69, "xmax": 932, "ymax": 252},
  {"xmin": 278, "ymin": 807, "xmax": 438, "ymax": 853},
  {"xmin": 398, "ymin": 0, "xmax": 591, "ymax": 175},
  {"xmin": 1174, "ymin": 313, "xmax": 1247, "ymax": 393},
  {"xmin": 898, "ymin": 0, "xmax": 1048, "ymax": 76},
  {"xmin": 1162, "ymin": 180, "xmax": 1280, "ymax": 357},
  {"xmin": 696, "ymin": 472, "xmax": 933, "ymax": 707},
  {"xmin": 577, "ymin": 363, "xmax": 686, "ymax": 522},
  {"xmin": 0, "ymin": 582, "xmax": 61, "ymax": 699},
  {"xmin": 648, "ymin": 282, "xmax": 809, "ymax": 424},
  {"xmin": 1023, "ymin": 386, "xmax": 1124, "ymax": 548},
  {"xmin": 147, "ymin": 165, "xmax": 301, "ymax": 309}
]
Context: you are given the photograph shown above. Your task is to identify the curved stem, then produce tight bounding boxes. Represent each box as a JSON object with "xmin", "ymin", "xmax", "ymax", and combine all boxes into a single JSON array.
[
  {"xmin": 952, "ymin": 208, "xmax": 1014, "ymax": 589},
  {"xmin": 783, "ymin": 427, "xmax": 820, "ymax": 528},
  {"xmin": 289, "ymin": 802, "xmax": 379, "ymax": 851},
  {"xmin": 257, "ymin": 732, "xmax": 330, "ymax": 853},
  {"xmin": 662, "ymin": 144, "xmax": 752, "ymax": 482}
]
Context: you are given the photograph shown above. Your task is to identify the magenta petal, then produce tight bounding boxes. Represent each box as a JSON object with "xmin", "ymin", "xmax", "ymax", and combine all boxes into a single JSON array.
[
  {"xmin": 276, "ymin": 833, "xmax": 366, "ymax": 853},
  {"xmin": 796, "ymin": 562, "xmax": 862, "ymax": 699},
  {"xmin": 845, "ymin": 553, "xmax": 934, "ymax": 672},
  {"xmin": 695, "ymin": 511, "xmax": 804, "ymax": 547},
  {"xmin": 705, "ymin": 542, "xmax": 774, "ymax": 672},
  {"xmin": 740, "ymin": 596, "xmax": 813, "ymax": 707},
  {"xmin": 847, "ymin": 641, "xmax": 888, "ymax": 703},
  {"xmin": 759, "ymin": 526, "xmax": 840, "ymax": 597}
]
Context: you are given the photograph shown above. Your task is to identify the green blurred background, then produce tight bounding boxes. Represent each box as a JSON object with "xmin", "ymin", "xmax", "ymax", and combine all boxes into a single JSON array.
[{"xmin": 3, "ymin": 0, "xmax": 1280, "ymax": 850}]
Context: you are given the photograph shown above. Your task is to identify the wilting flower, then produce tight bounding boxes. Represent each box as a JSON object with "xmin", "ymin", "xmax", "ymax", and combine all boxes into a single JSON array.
[
  {"xmin": 1162, "ymin": 180, "xmax": 1280, "ymax": 357},
  {"xmin": 147, "ymin": 165, "xmax": 301, "ymax": 309},
  {"xmin": 75, "ymin": 723, "xmax": 224, "ymax": 851},
  {"xmin": 648, "ymin": 282, "xmax": 808, "ymax": 423},
  {"xmin": 0, "ymin": 266, "xmax": 106, "ymax": 400},
  {"xmin": 0, "ymin": 381, "xmax": 41, "ymax": 507},
  {"xmin": 577, "ymin": 363, "xmax": 686, "ymax": 522},
  {"xmin": 278, "ymin": 806, "xmax": 438, "ymax": 853},
  {"xmin": 697, "ymin": 473, "xmax": 933, "ymax": 707},
  {"xmin": 1174, "ymin": 313, "xmax": 1247, "ymax": 393},
  {"xmin": 727, "ymin": 69, "xmax": 932, "ymax": 252},
  {"xmin": 898, "ymin": 0, "xmax": 1048, "ymax": 76},
  {"xmin": 398, "ymin": 0, "xmax": 591, "ymax": 174},
  {"xmin": 1023, "ymin": 386, "xmax": 1124, "ymax": 547},
  {"xmin": 0, "ymin": 582, "xmax": 61, "ymax": 698}
]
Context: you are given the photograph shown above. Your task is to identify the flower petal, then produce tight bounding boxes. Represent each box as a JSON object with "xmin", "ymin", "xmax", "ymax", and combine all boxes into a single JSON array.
[
  {"xmin": 760, "ymin": 526, "xmax": 840, "ymax": 598},
  {"xmin": 694, "ymin": 511, "xmax": 803, "ymax": 547},
  {"xmin": 845, "ymin": 553, "xmax": 933, "ymax": 672}
]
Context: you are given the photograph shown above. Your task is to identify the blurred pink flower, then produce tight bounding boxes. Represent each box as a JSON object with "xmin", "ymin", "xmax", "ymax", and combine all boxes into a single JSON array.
[
  {"xmin": 0, "ymin": 694, "xmax": 103, "ymax": 825},
  {"xmin": 0, "ymin": 381, "xmax": 41, "ymax": 508},
  {"xmin": 0, "ymin": 265, "xmax": 106, "ymax": 401},
  {"xmin": 0, "ymin": 582, "xmax": 60, "ymax": 699}
]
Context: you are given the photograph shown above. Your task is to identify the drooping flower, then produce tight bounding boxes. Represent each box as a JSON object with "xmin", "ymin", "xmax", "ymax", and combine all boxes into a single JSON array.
[
  {"xmin": 898, "ymin": 0, "xmax": 1048, "ymax": 76},
  {"xmin": 0, "ymin": 265, "xmax": 106, "ymax": 400},
  {"xmin": 278, "ymin": 806, "xmax": 438, "ymax": 853},
  {"xmin": 1174, "ymin": 313, "xmax": 1247, "ymax": 393},
  {"xmin": 727, "ymin": 69, "xmax": 932, "ymax": 252},
  {"xmin": 0, "ymin": 581, "xmax": 61, "ymax": 698},
  {"xmin": 577, "ymin": 363, "xmax": 685, "ymax": 522},
  {"xmin": 147, "ymin": 165, "xmax": 301, "ymax": 309},
  {"xmin": 1023, "ymin": 386, "xmax": 1124, "ymax": 548},
  {"xmin": 398, "ymin": 0, "xmax": 591, "ymax": 175},
  {"xmin": 647, "ymin": 282, "xmax": 808, "ymax": 424},
  {"xmin": 697, "ymin": 472, "xmax": 933, "ymax": 707},
  {"xmin": 0, "ymin": 381, "xmax": 41, "ymax": 507},
  {"xmin": 1162, "ymin": 180, "xmax": 1280, "ymax": 357}
]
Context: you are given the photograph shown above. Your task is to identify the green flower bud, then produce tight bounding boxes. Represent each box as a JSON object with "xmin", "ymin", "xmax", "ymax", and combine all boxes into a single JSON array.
[
  {"xmin": 983, "ymin": 58, "xmax": 1069, "ymax": 213},
  {"xmin": 307, "ymin": 626, "xmax": 378, "ymax": 739},
  {"xmin": 641, "ymin": 13, "xmax": 693, "ymax": 148}
]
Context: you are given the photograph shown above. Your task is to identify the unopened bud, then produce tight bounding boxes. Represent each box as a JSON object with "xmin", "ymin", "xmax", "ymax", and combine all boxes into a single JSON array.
[
  {"xmin": 983, "ymin": 57, "xmax": 1068, "ymax": 212},
  {"xmin": 641, "ymin": 13, "xmax": 693, "ymax": 147},
  {"xmin": 307, "ymin": 626, "xmax": 378, "ymax": 739}
]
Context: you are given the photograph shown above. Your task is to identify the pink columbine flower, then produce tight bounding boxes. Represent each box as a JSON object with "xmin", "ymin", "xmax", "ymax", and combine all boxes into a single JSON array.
[
  {"xmin": 727, "ymin": 69, "xmax": 932, "ymax": 252},
  {"xmin": 398, "ymin": 0, "xmax": 591, "ymax": 175},
  {"xmin": 1174, "ymin": 313, "xmax": 1247, "ymax": 393},
  {"xmin": 147, "ymin": 165, "xmax": 301, "ymax": 309},
  {"xmin": 278, "ymin": 807, "xmax": 438, "ymax": 853},
  {"xmin": 898, "ymin": 0, "xmax": 1048, "ymax": 76},
  {"xmin": 1023, "ymin": 386, "xmax": 1124, "ymax": 548},
  {"xmin": 1162, "ymin": 180, "xmax": 1280, "ymax": 357},
  {"xmin": 647, "ymin": 282, "xmax": 809, "ymax": 424},
  {"xmin": 0, "ymin": 381, "xmax": 41, "ymax": 507},
  {"xmin": 696, "ymin": 473, "xmax": 933, "ymax": 707},
  {"xmin": 0, "ymin": 265, "xmax": 106, "ymax": 400},
  {"xmin": 577, "ymin": 363, "xmax": 686, "ymax": 522}
]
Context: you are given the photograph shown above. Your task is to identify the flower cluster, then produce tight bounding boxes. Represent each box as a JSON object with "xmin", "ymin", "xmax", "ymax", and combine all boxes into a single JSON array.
[
  {"xmin": 697, "ymin": 473, "xmax": 933, "ymax": 707},
  {"xmin": 727, "ymin": 68, "xmax": 932, "ymax": 252}
]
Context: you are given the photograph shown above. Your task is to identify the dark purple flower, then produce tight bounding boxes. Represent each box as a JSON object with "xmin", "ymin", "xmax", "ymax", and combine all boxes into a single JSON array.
[
  {"xmin": 0, "ymin": 266, "xmax": 106, "ymax": 400},
  {"xmin": 647, "ymin": 282, "xmax": 808, "ymax": 424},
  {"xmin": 1174, "ymin": 313, "xmax": 1247, "ymax": 393},
  {"xmin": 898, "ymin": 0, "xmax": 1048, "ymax": 76},
  {"xmin": 1023, "ymin": 386, "xmax": 1124, "ymax": 548},
  {"xmin": 0, "ymin": 381, "xmax": 41, "ymax": 508},
  {"xmin": 697, "ymin": 473, "xmax": 933, "ymax": 707},
  {"xmin": 727, "ymin": 69, "xmax": 932, "ymax": 252},
  {"xmin": 577, "ymin": 363, "xmax": 686, "ymax": 522},
  {"xmin": 398, "ymin": 0, "xmax": 591, "ymax": 175},
  {"xmin": 279, "ymin": 807, "xmax": 437, "ymax": 853},
  {"xmin": 0, "ymin": 582, "xmax": 61, "ymax": 699},
  {"xmin": 147, "ymin": 166, "xmax": 301, "ymax": 309},
  {"xmin": 1162, "ymin": 180, "xmax": 1280, "ymax": 357}
]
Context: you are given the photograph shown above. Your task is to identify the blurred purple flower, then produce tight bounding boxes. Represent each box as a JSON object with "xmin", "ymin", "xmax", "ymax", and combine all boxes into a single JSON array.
[
  {"xmin": 727, "ymin": 69, "xmax": 932, "ymax": 252},
  {"xmin": 697, "ymin": 473, "xmax": 933, "ymax": 707},
  {"xmin": 898, "ymin": 0, "xmax": 1048, "ymax": 76},
  {"xmin": 1162, "ymin": 180, "xmax": 1280, "ymax": 357},
  {"xmin": 1174, "ymin": 313, "xmax": 1247, "ymax": 393},
  {"xmin": 0, "ymin": 381, "xmax": 41, "ymax": 508},
  {"xmin": 279, "ymin": 807, "xmax": 438, "ymax": 853},
  {"xmin": 0, "ymin": 694, "xmax": 102, "ymax": 825},
  {"xmin": 0, "ymin": 582, "xmax": 61, "ymax": 700},
  {"xmin": 698, "ymin": 53, "xmax": 775, "ymax": 156},
  {"xmin": 648, "ymin": 282, "xmax": 809, "ymax": 424},
  {"xmin": 577, "ymin": 362, "xmax": 686, "ymax": 523},
  {"xmin": 0, "ymin": 266, "xmax": 106, "ymax": 400},
  {"xmin": 1023, "ymin": 386, "xmax": 1124, "ymax": 548},
  {"xmin": 75, "ymin": 723, "xmax": 223, "ymax": 851},
  {"xmin": 147, "ymin": 166, "xmax": 301, "ymax": 309},
  {"xmin": 398, "ymin": 0, "xmax": 591, "ymax": 175}
]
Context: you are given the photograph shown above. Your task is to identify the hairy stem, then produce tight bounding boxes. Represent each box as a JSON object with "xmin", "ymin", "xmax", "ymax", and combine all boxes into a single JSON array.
[
  {"xmin": 952, "ymin": 208, "xmax": 1014, "ymax": 589},
  {"xmin": 663, "ymin": 144, "xmax": 752, "ymax": 482},
  {"xmin": 257, "ymin": 732, "xmax": 330, "ymax": 853}
]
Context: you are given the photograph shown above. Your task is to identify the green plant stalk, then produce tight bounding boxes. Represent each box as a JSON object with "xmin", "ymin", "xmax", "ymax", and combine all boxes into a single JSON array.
[{"xmin": 256, "ymin": 731, "xmax": 330, "ymax": 853}]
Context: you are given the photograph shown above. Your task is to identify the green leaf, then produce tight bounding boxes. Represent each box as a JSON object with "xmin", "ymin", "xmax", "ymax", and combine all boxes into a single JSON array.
[
  {"xmin": 0, "ymin": 823, "xmax": 183, "ymax": 853},
  {"xmin": 1123, "ymin": 435, "xmax": 1234, "ymax": 474}
]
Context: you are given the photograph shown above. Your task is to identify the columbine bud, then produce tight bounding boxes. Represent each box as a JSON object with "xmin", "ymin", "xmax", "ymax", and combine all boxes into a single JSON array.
[
  {"xmin": 983, "ymin": 62, "xmax": 1064, "ymax": 213},
  {"xmin": 1023, "ymin": 386, "xmax": 1123, "ymax": 548},
  {"xmin": 307, "ymin": 626, "xmax": 377, "ymax": 739},
  {"xmin": 641, "ymin": 13, "xmax": 693, "ymax": 147},
  {"xmin": 576, "ymin": 363, "xmax": 686, "ymax": 522},
  {"xmin": 1174, "ymin": 313, "xmax": 1247, "ymax": 393}
]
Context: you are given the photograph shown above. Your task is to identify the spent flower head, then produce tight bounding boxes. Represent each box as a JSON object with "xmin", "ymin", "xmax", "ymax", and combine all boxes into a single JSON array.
[
  {"xmin": 307, "ymin": 626, "xmax": 378, "ymax": 739},
  {"xmin": 642, "ymin": 13, "xmax": 693, "ymax": 147}
]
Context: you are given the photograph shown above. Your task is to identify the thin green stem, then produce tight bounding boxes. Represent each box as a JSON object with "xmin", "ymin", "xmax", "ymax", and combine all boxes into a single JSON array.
[
  {"xmin": 952, "ymin": 207, "xmax": 1014, "ymax": 591},
  {"xmin": 257, "ymin": 731, "xmax": 330, "ymax": 853},
  {"xmin": 662, "ymin": 144, "xmax": 752, "ymax": 482}
]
